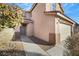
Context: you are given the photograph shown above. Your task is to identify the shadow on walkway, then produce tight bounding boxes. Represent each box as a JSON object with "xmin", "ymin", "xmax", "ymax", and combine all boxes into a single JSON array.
[{"xmin": 29, "ymin": 36, "xmax": 53, "ymax": 51}]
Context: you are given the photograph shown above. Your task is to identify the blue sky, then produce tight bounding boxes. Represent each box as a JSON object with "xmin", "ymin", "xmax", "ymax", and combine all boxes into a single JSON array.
[
  {"xmin": 15, "ymin": 3, "xmax": 33, "ymax": 11},
  {"xmin": 62, "ymin": 3, "xmax": 79, "ymax": 24},
  {"xmin": 15, "ymin": 3, "xmax": 79, "ymax": 24}
]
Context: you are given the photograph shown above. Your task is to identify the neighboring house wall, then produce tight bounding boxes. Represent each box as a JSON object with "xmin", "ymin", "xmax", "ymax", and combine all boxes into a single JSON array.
[
  {"xmin": 22, "ymin": 11, "xmax": 34, "ymax": 36},
  {"xmin": 26, "ymin": 23, "xmax": 34, "ymax": 36},
  {"xmin": 24, "ymin": 12, "xmax": 32, "ymax": 20},
  {"xmin": 32, "ymin": 3, "xmax": 55, "ymax": 43},
  {"xmin": 24, "ymin": 12, "xmax": 34, "ymax": 36},
  {"xmin": 73, "ymin": 24, "xmax": 79, "ymax": 34}
]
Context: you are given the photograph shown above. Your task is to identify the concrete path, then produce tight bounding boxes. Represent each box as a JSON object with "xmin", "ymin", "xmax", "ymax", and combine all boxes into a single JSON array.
[
  {"xmin": 47, "ymin": 44, "xmax": 65, "ymax": 56},
  {"xmin": 21, "ymin": 35, "xmax": 49, "ymax": 56},
  {"xmin": 21, "ymin": 35, "xmax": 66, "ymax": 56}
]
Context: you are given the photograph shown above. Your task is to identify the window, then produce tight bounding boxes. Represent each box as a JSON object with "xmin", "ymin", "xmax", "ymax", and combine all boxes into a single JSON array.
[
  {"xmin": 46, "ymin": 4, "xmax": 51, "ymax": 11},
  {"xmin": 51, "ymin": 3, "xmax": 56, "ymax": 10},
  {"xmin": 46, "ymin": 3, "xmax": 56, "ymax": 11}
]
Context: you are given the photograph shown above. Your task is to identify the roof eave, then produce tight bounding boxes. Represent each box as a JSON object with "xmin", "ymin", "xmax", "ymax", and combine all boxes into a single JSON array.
[{"xmin": 56, "ymin": 12, "xmax": 76, "ymax": 24}]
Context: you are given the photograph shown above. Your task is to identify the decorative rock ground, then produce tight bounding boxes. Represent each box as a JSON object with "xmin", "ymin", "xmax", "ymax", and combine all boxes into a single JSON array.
[{"xmin": 0, "ymin": 41, "xmax": 26, "ymax": 56}]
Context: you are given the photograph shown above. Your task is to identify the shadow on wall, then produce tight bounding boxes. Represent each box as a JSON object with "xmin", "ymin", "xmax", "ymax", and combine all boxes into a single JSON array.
[
  {"xmin": 12, "ymin": 31, "xmax": 21, "ymax": 41},
  {"xmin": 12, "ymin": 25, "xmax": 26, "ymax": 41},
  {"xmin": 29, "ymin": 36, "xmax": 51, "ymax": 45},
  {"xmin": 20, "ymin": 24, "xmax": 27, "ymax": 36}
]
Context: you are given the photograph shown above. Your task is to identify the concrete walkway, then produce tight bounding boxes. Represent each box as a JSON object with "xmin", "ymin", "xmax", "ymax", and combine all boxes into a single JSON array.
[
  {"xmin": 21, "ymin": 35, "xmax": 49, "ymax": 56},
  {"xmin": 21, "ymin": 35, "xmax": 65, "ymax": 56},
  {"xmin": 47, "ymin": 44, "xmax": 65, "ymax": 56}
]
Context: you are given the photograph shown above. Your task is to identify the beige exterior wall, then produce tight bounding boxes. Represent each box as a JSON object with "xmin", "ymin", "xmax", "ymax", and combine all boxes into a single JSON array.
[
  {"xmin": 59, "ymin": 23, "xmax": 71, "ymax": 41},
  {"xmin": 55, "ymin": 17, "xmax": 73, "ymax": 44},
  {"xmin": 26, "ymin": 23, "xmax": 34, "ymax": 36},
  {"xmin": 32, "ymin": 3, "xmax": 55, "ymax": 42},
  {"xmin": 55, "ymin": 17, "xmax": 60, "ymax": 44},
  {"xmin": 25, "ymin": 3, "xmax": 74, "ymax": 45},
  {"xmin": 24, "ymin": 12, "xmax": 31, "ymax": 20}
]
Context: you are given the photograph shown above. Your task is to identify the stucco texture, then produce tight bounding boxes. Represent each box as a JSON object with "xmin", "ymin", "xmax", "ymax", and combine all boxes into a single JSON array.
[{"xmin": 32, "ymin": 3, "xmax": 55, "ymax": 42}]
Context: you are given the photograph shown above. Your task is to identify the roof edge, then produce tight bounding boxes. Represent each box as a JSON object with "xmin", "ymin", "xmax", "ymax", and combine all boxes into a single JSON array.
[
  {"xmin": 56, "ymin": 12, "xmax": 76, "ymax": 24},
  {"xmin": 24, "ymin": 3, "xmax": 37, "ymax": 13},
  {"xmin": 58, "ymin": 3, "xmax": 64, "ymax": 13}
]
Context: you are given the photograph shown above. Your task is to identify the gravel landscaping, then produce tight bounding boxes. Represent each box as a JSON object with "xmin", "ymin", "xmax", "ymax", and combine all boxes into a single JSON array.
[{"xmin": 0, "ymin": 41, "xmax": 26, "ymax": 56}]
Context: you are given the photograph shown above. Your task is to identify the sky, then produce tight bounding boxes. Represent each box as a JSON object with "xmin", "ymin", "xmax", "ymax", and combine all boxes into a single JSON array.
[
  {"xmin": 62, "ymin": 3, "xmax": 79, "ymax": 24},
  {"xmin": 15, "ymin": 3, "xmax": 33, "ymax": 11},
  {"xmin": 15, "ymin": 3, "xmax": 79, "ymax": 24}
]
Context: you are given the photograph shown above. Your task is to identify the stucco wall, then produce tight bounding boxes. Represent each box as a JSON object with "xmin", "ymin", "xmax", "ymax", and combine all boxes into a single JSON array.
[
  {"xmin": 32, "ymin": 3, "xmax": 55, "ymax": 42},
  {"xmin": 73, "ymin": 24, "xmax": 79, "ymax": 34},
  {"xmin": 26, "ymin": 23, "xmax": 34, "ymax": 36},
  {"xmin": 55, "ymin": 17, "xmax": 73, "ymax": 44},
  {"xmin": 24, "ymin": 12, "xmax": 31, "ymax": 20},
  {"xmin": 55, "ymin": 17, "xmax": 60, "ymax": 44}
]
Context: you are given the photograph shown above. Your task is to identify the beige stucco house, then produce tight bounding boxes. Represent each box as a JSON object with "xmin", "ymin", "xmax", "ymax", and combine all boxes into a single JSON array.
[{"xmin": 22, "ymin": 3, "xmax": 76, "ymax": 45}]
